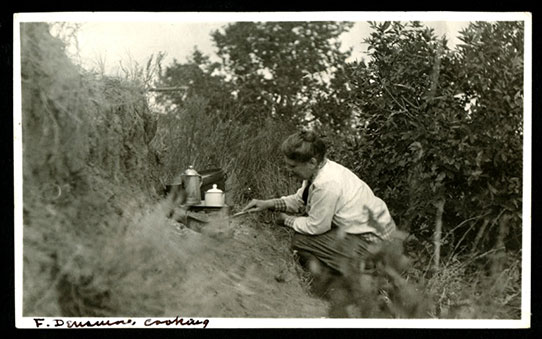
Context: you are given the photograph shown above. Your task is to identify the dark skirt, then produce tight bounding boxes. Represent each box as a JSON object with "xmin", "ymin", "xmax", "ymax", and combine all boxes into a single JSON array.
[{"xmin": 291, "ymin": 226, "xmax": 382, "ymax": 276}]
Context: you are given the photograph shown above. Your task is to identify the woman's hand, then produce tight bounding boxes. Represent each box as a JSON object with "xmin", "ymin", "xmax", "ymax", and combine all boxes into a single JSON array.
[
  {"xmin": 241, "ymin": 199, "xmax": 273, "ymax": 213},
  {"xmin": 275, "ymin": 212, "xmax": 288, "ymax": 226}
]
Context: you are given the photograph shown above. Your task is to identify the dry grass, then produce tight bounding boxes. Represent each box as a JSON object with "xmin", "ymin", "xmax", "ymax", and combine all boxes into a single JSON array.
[
  {"xmin": 150, "ymin": 95, "xmax": 299, "ymax": 205},
  {"xmin": 422, "ymin": 249, "xmax": 522, "ymax": 319},
  {"xmin": 21, "ymin": 22, "xmax": 163, "ymax": 316}
]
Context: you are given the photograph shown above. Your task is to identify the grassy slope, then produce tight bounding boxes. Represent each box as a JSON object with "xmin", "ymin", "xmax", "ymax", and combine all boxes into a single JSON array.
[{"xmin": 20, "ymin": 22, "xmax": 327, "ymax": 318}]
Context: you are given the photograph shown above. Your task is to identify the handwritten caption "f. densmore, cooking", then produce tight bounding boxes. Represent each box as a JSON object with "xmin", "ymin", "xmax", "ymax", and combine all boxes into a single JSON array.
[{"xmin": 33, "ymin": 316, "xmax": 210, "ymax": 328}]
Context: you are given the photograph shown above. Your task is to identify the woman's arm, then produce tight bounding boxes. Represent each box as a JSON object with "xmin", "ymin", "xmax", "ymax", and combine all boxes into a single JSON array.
[
  {"xmin": 284, "ymin": 183, "xmax": 340, "ymax": 235},
  {"xmin": 241, "ymin": 181, "xmax": 307, "ymax": 214}
]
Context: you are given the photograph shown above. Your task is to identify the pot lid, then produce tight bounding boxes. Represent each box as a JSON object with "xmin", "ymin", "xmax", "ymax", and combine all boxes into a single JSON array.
[
  {"xmin": 183, "ymin": 165, "xmax": 200, "ymax": 176},
  {"xmin": 206, "ymin": 184, "xmax": 223, "ymax": 193}
]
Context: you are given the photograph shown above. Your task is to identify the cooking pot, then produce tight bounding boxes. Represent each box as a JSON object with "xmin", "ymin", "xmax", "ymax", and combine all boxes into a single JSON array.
[
  {"xmin": 205, "ymin": 184, "xmax": 225, "ymax": 207},
  {"xmin": 164, "ymin": 167, "xmax": 226, "ymax": 206}
]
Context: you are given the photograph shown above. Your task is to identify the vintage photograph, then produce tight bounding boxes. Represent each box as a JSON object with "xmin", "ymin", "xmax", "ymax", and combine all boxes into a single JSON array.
[{"xmin": 13, "ymin": 12, "xmax": 531, "ymax": 328}]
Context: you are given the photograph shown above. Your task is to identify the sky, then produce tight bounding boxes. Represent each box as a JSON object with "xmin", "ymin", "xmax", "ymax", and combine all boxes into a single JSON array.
[
  {"xmin": 15, "ymin": 11, "xmax": 528, "ymax": 76},
  {"xmin": 70, "ymin": 19, "xmax": 470, "ymax": 75}
]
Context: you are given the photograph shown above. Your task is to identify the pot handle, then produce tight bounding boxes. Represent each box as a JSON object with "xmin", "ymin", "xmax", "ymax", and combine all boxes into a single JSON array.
[{"xmin": 180, "ymin": 174, "xmax": 203, "ymax": 187}]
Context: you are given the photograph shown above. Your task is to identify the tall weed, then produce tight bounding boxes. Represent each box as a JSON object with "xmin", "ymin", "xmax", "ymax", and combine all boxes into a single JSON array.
[
  {"xmin": 151, "ymin": 96, "xmax": 299, "ymax": 206},
  {"xmin": 412, "ymin": 238, "xmax": 522, "ymax": 319}
]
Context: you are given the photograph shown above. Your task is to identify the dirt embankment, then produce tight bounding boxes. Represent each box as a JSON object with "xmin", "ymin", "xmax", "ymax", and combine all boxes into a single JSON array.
[
  {"xmin": 165, "ymin": 210, "xmax": 328, "ymax": 317},
  {"xmin": 20, "ymin": 22, "xmax": 327, "ymax": 318}
]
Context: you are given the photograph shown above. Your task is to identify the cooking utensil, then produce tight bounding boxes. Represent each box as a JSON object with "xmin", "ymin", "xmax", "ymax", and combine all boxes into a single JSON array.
[{"xmin": 230, "ymin": 210, "xmax": 253, "ymax": 218}]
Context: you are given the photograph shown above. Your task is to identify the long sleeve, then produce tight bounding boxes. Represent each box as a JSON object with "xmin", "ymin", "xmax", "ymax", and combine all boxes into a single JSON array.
[
  {"xmin": 273, "ymin": 159, "xmax": 396, "ymax": 241},
  {"xmin": 270, "ymin": 181, "xmax": 307, "ymax": 214},
  {"xmin": 287, "ymin": 183, "xmax": 341, "ymax": 235},
  {"xmin": 364, "ymin": 198, "xmax": 396, "ymax": 241}
]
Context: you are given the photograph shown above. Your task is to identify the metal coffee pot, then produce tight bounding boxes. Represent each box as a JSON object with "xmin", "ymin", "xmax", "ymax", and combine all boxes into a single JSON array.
[{"xmin": 181, "ymin": 165, "xmax": 202, "ymax": 206}]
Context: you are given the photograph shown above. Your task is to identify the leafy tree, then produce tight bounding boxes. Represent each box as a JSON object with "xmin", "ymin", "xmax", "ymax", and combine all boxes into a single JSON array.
[
  {"xmin": 211, "ymin": 21, "xmax": 354, "ymax": 124},
  {"xmin": 324, "ymin": 22, "xmax": 452, "ymax": 233},
  {"xmin": 156, "ymin": 48, "xmax": 236, "ymax": 120},
  {"xmin": 450, "ymin": 21, "xmax": 524, "ymax": 251},
  {"xmin": 323, "ymin": 21, "xmax": 524, "ymax": 258}
]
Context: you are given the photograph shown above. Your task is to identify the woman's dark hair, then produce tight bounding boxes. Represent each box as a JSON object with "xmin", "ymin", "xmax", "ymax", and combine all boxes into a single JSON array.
[{"xmin": 280, "ymin": 130, "xmax": 326, "ymax": 163}]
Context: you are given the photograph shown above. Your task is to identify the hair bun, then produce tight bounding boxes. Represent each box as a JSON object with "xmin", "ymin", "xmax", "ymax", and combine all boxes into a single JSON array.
[{"xmin": 282, "ymin": 129, "xmax": 326, "ymax": 163}]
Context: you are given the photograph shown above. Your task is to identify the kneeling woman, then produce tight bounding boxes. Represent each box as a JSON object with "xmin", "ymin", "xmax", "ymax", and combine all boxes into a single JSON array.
[{"xmin": 241, "ymin": 130, "xmax": 396, "ymax": 281}]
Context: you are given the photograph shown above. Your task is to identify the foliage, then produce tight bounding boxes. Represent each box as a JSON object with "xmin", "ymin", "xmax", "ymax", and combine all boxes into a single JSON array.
[
  {"xmin": 210, "ymin": 21, "xmax": 354, "ymax": 124},
  {"xmin": 451, "ymin": 22, "xmax": 524, "ymax": 250},
  {"xmin": 309, "ymin": 21, "xmax": 524, "ymax": 319},
  {"xmin": 320, "ymin": 21, "xmax": 524, "ymax": 256},
  {"xmin": 155, "ymin": 49, "xmax": 236, "ymax": 120}
]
